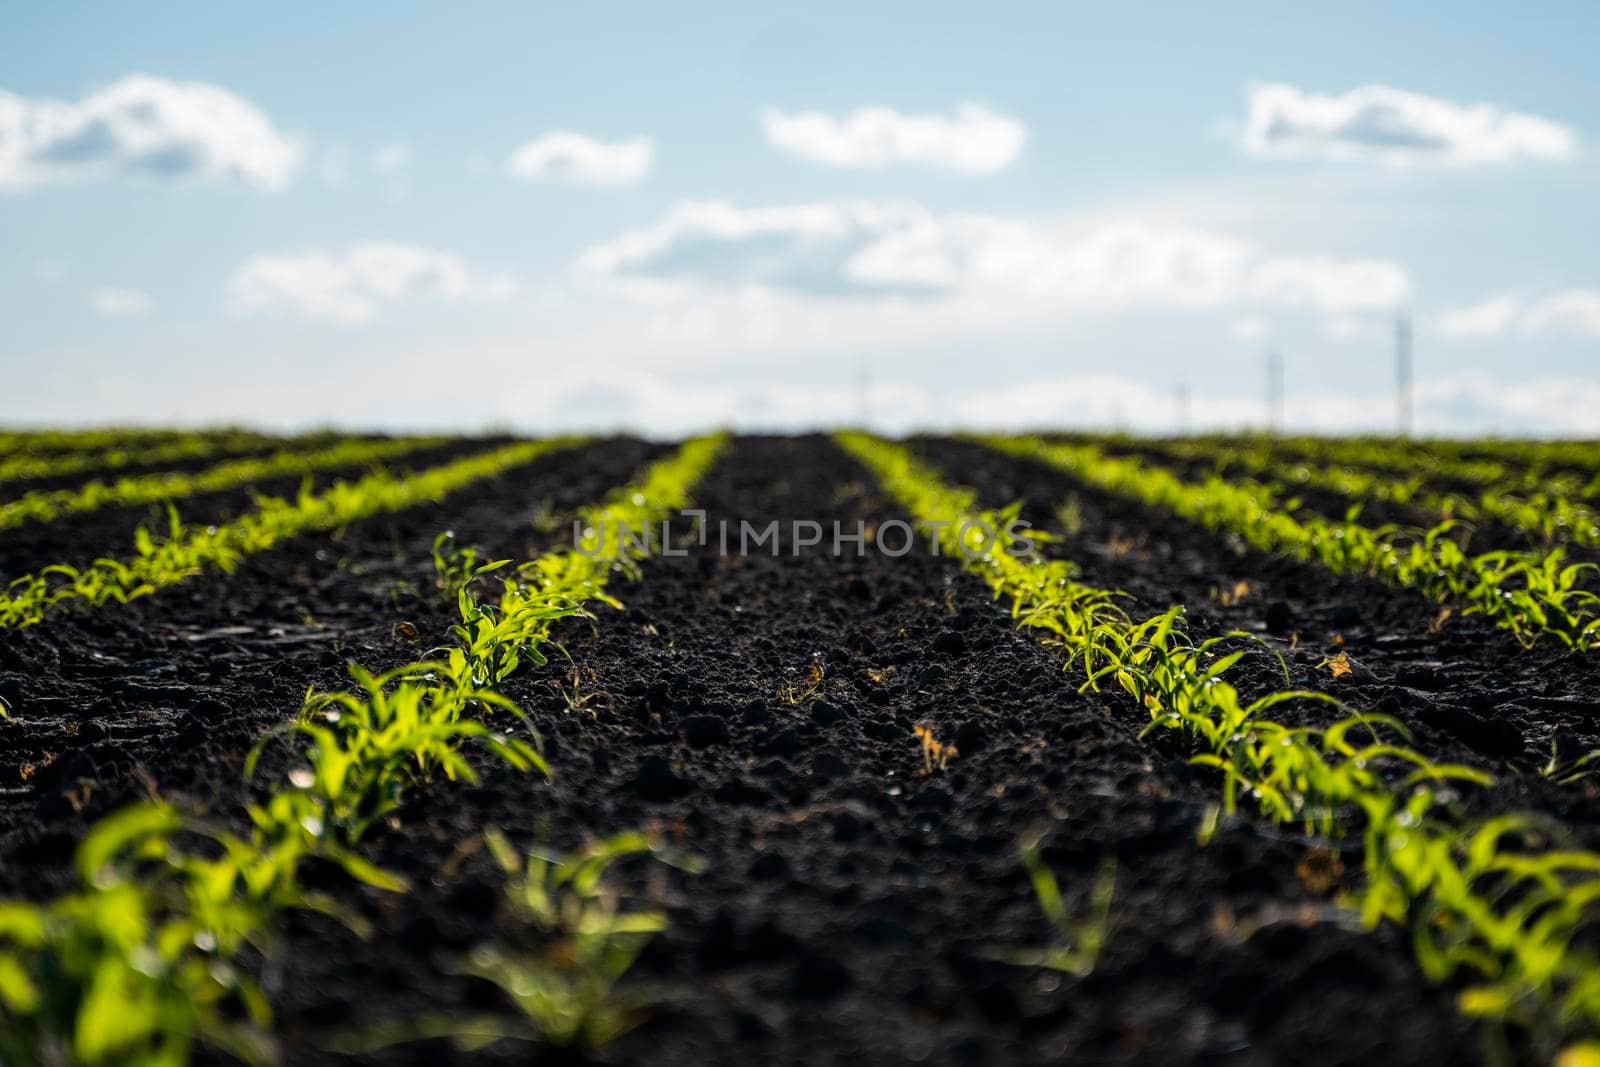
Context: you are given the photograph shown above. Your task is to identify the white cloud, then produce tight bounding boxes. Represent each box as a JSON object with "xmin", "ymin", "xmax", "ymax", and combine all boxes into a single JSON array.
[
  {"xmin": 1521, "ymin": 290, "xmax": 1600, "ymax": 336},
  {"xmin": 578, "ymin": 198, "xmax": 1410, "ymax": 314},
  {"xmin": 762, "ymin": 103, "xmax": 1025, "ymax": 173},
  {"xmin": 1434, "ymin": 295, "xmax": 1522, "ymax": 338},
  {"xmin": 374, "ymin": 144, "xmax": 411, "ymax": 173},
  {"xmin": 1231, "ymin": 316, "xmax": 1269, "ymax": 342},
  {"xmin": 0, "ymin": 74, "xmax": 300, "ymax": 192},
  {"xmin": 1433, "ymin": 290, "xmax": 1600, "ymax": 338},
  {"xmin": 507, "ymin": 132, "xmax": 652, "ymax": 185},
  {"xmin": 1248, "ymin": 257, "xmax": 1410, "ymax": 312},
  {"xmin": 1240, "ymin": 83, "xmax": 1577, "ymax": 167},
  {"xmin": 230, "ymin": 242, "xmax": 514, "ymax": 324},
  {"xmin": 91, "ymin": 288, "xmax": 152, "ymax": 316}
]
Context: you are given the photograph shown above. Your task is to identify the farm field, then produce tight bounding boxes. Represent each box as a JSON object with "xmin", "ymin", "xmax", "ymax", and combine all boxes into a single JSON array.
[{"xmin": 3, "ymin": 429, "xmax": 1600, "ymax": 1065}]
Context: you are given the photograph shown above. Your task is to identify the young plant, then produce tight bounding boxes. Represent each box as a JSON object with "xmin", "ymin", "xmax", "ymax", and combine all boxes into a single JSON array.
[
  {"xmin": 0, "ymin": 804, "xmax": 277, "ymax": 1067},
  {"xmin": 988, "ymin": 837, "xmax": 1116, "ymax": 978},
  {"xmin": 247, "ymin": 662, "xmax": 548, "ymax": 845}
]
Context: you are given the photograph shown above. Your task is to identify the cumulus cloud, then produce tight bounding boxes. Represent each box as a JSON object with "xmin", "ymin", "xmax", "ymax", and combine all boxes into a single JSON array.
[
  {"xmin": 762, "ymin": 103, "xmax": 1025, "ymax": 173},
  {"xmin": 1434, "ymin": 290, "xmax": 1600, "ymax": 338},
  {"xmin": 90, "ymin": 288, "xmax": 152, "ymax": 316},
  {"xmin": 1240, "ymin": 83, "xmax": 1576, "ymax": 167},
  {"xmin": 1434, "ymin": 296, "xmax": 1523, "ymax": 338},
  {"xmin": 1521, "ymin": 290, "xmax": 1600, "ymax": 336},
  {"xmin": 0, "ymin": 74, "xmax": 300, "ymax": 192},
  {"xmin": 507, "ymin": 132, "xmax": 653, "ymax": 185},
  {"xmin": 231, "ymin": 242, "xmax": 514, "ymax": 324},
  {"xmin": 578, "ymin": 198, "xmax": 1410, "ymax": 314},
  {"xmin": 1249, "ymin": 257, "xmax": 1410, "ymax": 312}
]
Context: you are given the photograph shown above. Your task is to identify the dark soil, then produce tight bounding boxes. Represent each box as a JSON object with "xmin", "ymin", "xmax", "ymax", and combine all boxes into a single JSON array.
[
  {"xmin": 2, "ymin": 435, "xmax": 1567, "ymax": 1065},
  {"xmin": 0, "ymin": 438, "xmax": 489, "ymax": 581}
]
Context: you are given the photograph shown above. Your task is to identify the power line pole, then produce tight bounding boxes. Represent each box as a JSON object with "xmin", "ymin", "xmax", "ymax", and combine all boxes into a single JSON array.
[
  {"xmin": 1395, "ymin": 314, "xmax": 1413, "ymax": 438},
  {"xmin": 1175, "ymin": 384, "xmax": 1191, "ymax": 436},
  {"xmin": 855, "ymin": 358, "xmax": 870, "ymax": 430},
  {"xmin": 1266, "ymin": 351, "xmax": 1284, "ymax": 434}
]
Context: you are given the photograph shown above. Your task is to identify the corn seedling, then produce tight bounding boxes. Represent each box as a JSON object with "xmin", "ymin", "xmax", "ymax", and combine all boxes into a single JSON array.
[
  {"xmin": 987, "ymin": 838, "xmax": 1116, "ymax": 978},
  {"xmin": 0, "ymin": 803, "xmax": 307, "ymax": 1066},
  {"xmin": 247, "ymin": 662, "xmax": 548, "ymax": 845},
  {"xmin": 462, "ymin": 829, "xmax": 686, "ymax": 1048},
  {"xmin": 336, "ymin": 830, "xmax": 693, "ymax": 1055}
]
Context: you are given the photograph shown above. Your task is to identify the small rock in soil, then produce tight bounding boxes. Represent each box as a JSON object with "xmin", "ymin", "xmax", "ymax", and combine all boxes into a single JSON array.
[
  {"xmin": 681, "ymin": 714, "xmax": 730, "ymax": 748},
  {"xmin": 631, "ymin": 755, "xmax": 694, "ymax": 800},
  {"xmin": 1418, "ymin": 704, "xmax": 1525, "ymax": 758},
  {"xmin": 932, "ymin": 631, "xmax": 965, "ymax": 656},
  {"xmin": 747, "ymin": 850, "xmax": 791, "ymax": 880},
  {"xmin": 954, "ymin": 720, "xmax": 987, "ymax": 753},
  {"xmin": 1264, "ymin": 600, "xmax": 1294, "ymax": 635},
  {"xmin": 1395, "ymin": 664, "xmax": 1447, "ymax": 691},
  {"xmin": 810, "ymin": 700, "xmax": 845, "ymax": 727},
  {"xmin": 791, "ymin": 951, "xmax": 853, "ymax": 999},
  {"xmin": 1330, "ymin": 604, "xmax": 1363, "ymax": 630},
  {"xmin": 810, "ymin": 751, "xmax": 850, "ymax": 779}
]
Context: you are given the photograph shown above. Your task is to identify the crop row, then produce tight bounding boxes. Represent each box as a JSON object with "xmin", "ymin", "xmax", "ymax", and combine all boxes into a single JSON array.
[
  {"xmin": 1138, "ymin": 438, "xmax": 1600, "ymax": 550},
  {"xmin": 838, "ymin": 431, "xmax": 1600, "ymax": 1056},
  {"xmin": 0, "ymin": 434, "xmax": 727, "ymax": 1063},
  {"xmin": 1153, "ymin": 435, "xmax": 1600, "ymax": 503},
  {"xmin": 0, "ymin": 427, "xmax": 281, "ymax": 458},
  {"xmin": 0, "ymin": 438, "xmax": 583, "ymax": 630},
  {"xmin": 0, "ymin": 431, "xmax": 299, "ymax": 487},
  {"xmin": 987, "ymin": 436, "xmax": 1600, "ymax": 653},
  {"xmin": 0, "ymin": 435, "xmax": 448, "ymax": 533}
]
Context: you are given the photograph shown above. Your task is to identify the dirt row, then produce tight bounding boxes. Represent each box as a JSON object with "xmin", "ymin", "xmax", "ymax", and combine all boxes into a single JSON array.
[
  {"xmin": 0, "ymin": 438, "xmax": 499, "ymax": 582},
  {"xmin": 0, "ymin": 435, "xmax": 361, "ymax": 496}
]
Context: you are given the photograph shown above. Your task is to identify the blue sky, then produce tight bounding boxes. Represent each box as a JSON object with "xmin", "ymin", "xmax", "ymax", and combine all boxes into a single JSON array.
[{"xmin": 3, "ymin": 3, "xmax": 1598, "ymax": 434}]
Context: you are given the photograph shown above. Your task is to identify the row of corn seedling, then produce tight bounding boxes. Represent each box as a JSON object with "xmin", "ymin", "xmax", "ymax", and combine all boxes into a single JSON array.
[
  {"xmin": 0, "ymin": 438, "xmax": 585, "ymax": 630},
  {"xmin": 0, "ymin": 431, "xmax": 301, "ymax": 487},
  {"xmin": 1139, "ymin": 438, "xmax": 1600, "ymax": 549},
  {"xmin": 987, "ymin": 436, "xmax": 1600, "ymax": 653},
  {"xmin": 838, "ymin": 431, "xmax": 1600, "ymax": 1058},
  {"xmin": 1155, "ymin": 435, "xmax": 1600, "ymax": 503},
  {"xmin": 0, "ymin": 435, "xmax": 448, "ymax": 533},
  {"xmin": 0, "ymin": 427, "xmax": 283, "ymax": 458},
  {"xmin": 0, "ymin": 434, "xmax": 726, "ymax": 1064}
]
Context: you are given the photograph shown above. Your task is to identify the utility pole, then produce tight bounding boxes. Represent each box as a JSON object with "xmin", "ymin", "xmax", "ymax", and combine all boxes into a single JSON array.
[
  {"xmin": 1266, "ymin": 351, "xmax": 1284, "ymax": 434},
  {"xmin": 1395, "ymin": 314, "xmax": 1413, "ymax": 438},
  {"xmin": 1175, "ymin": 384, "xmax": 1192, "ymax": 436},
  {"xmin": 854, "ymin": 358, "xmax": 870, "ymax": 430}
]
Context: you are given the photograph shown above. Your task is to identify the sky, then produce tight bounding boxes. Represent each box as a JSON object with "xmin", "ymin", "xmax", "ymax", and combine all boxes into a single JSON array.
[{"xmin": 3, "ymin": 3, "xmax": 1598, "ymax": 436}]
